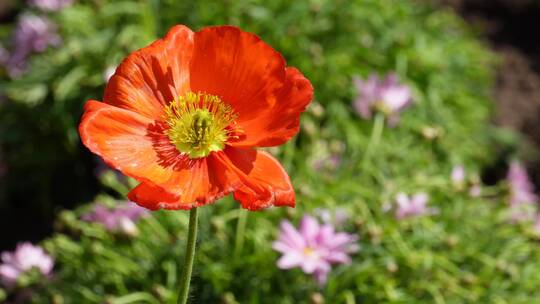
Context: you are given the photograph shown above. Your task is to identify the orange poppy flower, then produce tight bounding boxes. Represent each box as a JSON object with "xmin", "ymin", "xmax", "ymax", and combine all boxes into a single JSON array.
[{"xmin": 79, "ymin": 25, "xmax": 313, "ymax": 211}]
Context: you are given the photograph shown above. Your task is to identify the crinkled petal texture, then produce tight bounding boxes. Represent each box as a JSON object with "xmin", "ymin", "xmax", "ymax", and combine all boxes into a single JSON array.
[
  {"xmin": 225, "ymin": 149, "xmax": 295, "ymax": 210},
  {"xmin": 190, "ymin": 26, "xmax": 313, "ymax": 147},
  {"xmin": 79, "ymin": 25, "xmax": 312, "ymax": 211}
]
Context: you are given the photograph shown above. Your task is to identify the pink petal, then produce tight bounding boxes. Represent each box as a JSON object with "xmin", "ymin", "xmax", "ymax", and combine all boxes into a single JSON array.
[
  {"xmin": 272, "ymin": 241, "xmax": 294, "ymax": 254},
  {"xmin": 300, "ymin": 255, "xmax": 321, "ymax": 274},
  {"xmin": 314, "ymin": 268, "xmax": 329, "ymax": 285},
  {"xmin": 277, "ymin": 253, "xmax": 304, "ymax": 269},
  {"xmin": 395, "ymin": 192, "xmax": 410, "ymax": 208},
  {"xmin": 381, "ymin": 86, "xmax": 411, "ymax": 111},
  {"xmin": 279, "ymin": 221, "xmax": 306, "ymax": 248},
  {"xmin": 1, "ymin": 252, "xmax": 14, "ymax": 264},
  {"xmin": 411, "ymin": 193, "xmax": 429, "ymax": 206},
  {"xmin": 325, "ymin": 252, "xmax": 351, "ymax": 264},
  {"xmin": 451, "ymin": 165, "xmax": 466, "ymax": 184},
  {"xmin": 300, "ymin": 215, "xmax": 320, "ymax": 246},
  {"xmin": 0, "ymin": 264, "xmax": 20, "ymax": 286}
]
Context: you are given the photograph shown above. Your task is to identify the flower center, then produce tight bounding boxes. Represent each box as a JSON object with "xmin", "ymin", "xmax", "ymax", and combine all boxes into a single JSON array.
[
  {"xmin": 374, "ymin": 100, "xmax": 392, "ymax": 115},
  {"xmin": 165, "ymin": 92, "xmax": 238, "ymax": 159},
  {"xmin": 303, "ymin": 247, "xmax": 315, "ymax": 256}
]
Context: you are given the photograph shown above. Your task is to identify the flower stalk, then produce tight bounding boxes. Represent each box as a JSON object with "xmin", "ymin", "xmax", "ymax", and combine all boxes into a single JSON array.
[
  {"xmin": 177, "ymin": 208, "xmax": 198, "ymax": 304},
  {"xmin": 361, "ymin": 113, "xmax": 385, "ymax": 168},
  {"xmin": 234, "ymin": 209, "xmax": 248, "ymax": 256}
]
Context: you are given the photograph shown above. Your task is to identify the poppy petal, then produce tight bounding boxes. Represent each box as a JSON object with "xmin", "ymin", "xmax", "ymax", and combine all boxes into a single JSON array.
[
  {"xmin": 190, "ymin": 25, "xmax": 286, "ymax": 122},
  {"xmin": 218, "ymin": 148, "xmax": 295, "ymax": 210},
  {"xmin": 230, "ymin": 67, "xmax": 313, "ymax": 147},
  {"xmin": 79, "ymin": 100, "xmax": 184, "ymax": 185},
  {"xmin": 127, "ymin": 152, "xmax": 241, "ymax": 210},
  {"xmin": 104, "ymin": 25, "xmax": 194, "ymax": 120},
  {"xmin": 127, "ymin": 182, "xmax": 179, "ymax": 210}
]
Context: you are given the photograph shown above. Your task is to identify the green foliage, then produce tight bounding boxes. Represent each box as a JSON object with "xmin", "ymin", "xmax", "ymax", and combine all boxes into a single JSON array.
[{"xmin": 2, "ymin": 0, "xmax": 539, "ymax": 303}]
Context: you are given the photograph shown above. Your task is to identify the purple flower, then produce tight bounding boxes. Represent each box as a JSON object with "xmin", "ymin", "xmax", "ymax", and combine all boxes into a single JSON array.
[
  {"xmin": 3, "ymin": 14, "xmax": 60, "ymax": 78},
  {"xmin": 507, "ymin": 161, "xmax": 537, "ymax": 207},
  {"xmin": 272, "ymin": 215, "xmax": 359, "ymax": 285},
  {"xmin": 451, "ymin": 165, "xmax": 466, "ymax": 186},
  {"xmin": 314, "ymin": 208, "xmax": 349, "ymax": 227},
  {"xmin": 28, "ymin": 0, "xmax": 73, "ymax": 12},
  {"xmin": 313, "ymin": 154, "xmax": 341, "ymax": 171},
  {"xmin": 0, "ymin": 243, "xmax": 54, "ymax": 288},
  {"xmin": 353, "ymin": 73, "xmax": 412, "ymax": 126},
  {"xmin": 394, "ymin": 192, "xmax": 436, "ymax": 219},
  {"xmin": 505, "ymin": 162, "xmax": 537, "ymax": 222},
  {"xmin": 469, "ymin": 184, "xmax": 481, "ymax": 198},
  {"xmin": 82, "ymin": 201, "xmax": 148, "ymax": 235}
]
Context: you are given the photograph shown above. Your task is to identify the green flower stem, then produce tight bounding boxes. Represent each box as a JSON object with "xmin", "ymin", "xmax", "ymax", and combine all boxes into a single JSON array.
[
  {"xmin": 361, "ymin": 113, "xmax": 385, "ymax": 168},
  {"xmin": 234, "ymin": 209, "xmax": 248, "ymax": 256},
  {"xmin": 177, "ymin": 208, "xmax": 198, "ymax": 304}
]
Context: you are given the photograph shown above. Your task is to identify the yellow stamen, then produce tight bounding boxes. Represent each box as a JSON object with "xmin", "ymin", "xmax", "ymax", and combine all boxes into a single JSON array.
[
  {"xmin": 165, "ymin": 92, "xmax": 238, "ymax": 159},
  {"xmin": 303, "ymin": 247, "xmax": 314, "ymax": 256}
]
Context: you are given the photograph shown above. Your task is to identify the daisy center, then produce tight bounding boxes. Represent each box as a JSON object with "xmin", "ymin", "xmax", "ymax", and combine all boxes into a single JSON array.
[
  {"xmin": 303, "ymin": 247, "xmax": 315, "ymax": 256},
  {"xmin": 165, "ymin": 92, "xmax": 238, "ymax": 159}
]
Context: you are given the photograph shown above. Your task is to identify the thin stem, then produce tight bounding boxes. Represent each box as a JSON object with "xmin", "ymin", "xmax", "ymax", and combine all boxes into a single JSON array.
[
  {"xmin": 176, "ymin": 208, "xmax": 198, "ymax": 304},
  {"xmin": 361, "ymin": 113, "xmax": 385, "ymax": 168},
  {"xmin": 234, "ymin": 209, "xmax": 248, "ymax": 256}
]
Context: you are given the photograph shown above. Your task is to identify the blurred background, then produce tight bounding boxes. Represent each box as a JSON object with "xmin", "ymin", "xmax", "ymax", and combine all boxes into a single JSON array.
[{"xmin": 0, "ymin": 0, "xmax": 539, "ymax": 303}]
